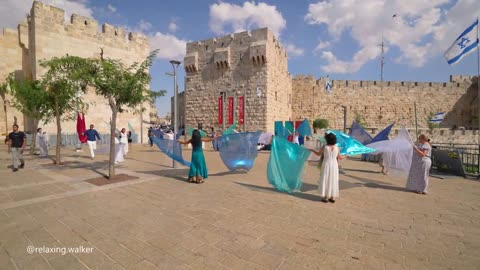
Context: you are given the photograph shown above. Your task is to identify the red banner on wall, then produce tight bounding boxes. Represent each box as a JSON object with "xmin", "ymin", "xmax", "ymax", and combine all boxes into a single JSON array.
[
  {"xmin": 228, "ymin": 97, "xmax": 234, "ymax": 125},
  {"xmin": 238, "ymin": 96, "xmax": 244, "ymax": 125},
  {"xmin": 218, "ymin": 96, "xmax": 223, "ymax": 124}
]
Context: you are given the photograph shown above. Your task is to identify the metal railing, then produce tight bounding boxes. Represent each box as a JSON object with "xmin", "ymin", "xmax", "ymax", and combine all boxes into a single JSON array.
[{"xmin": 432, "ymin": 143, "xmax": 480, "ymax": 178}]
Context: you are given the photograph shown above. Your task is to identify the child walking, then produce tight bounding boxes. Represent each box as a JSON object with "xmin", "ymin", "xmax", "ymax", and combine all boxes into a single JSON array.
[{"xmin": 309, "ymin": 133, "xmax": 347, "ymax": 203}]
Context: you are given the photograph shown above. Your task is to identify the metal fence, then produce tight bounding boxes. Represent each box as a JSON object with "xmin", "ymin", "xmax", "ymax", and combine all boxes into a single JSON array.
[{"xmin": 432, "ymin": 143, "xmax": 480, "ymax": 178}]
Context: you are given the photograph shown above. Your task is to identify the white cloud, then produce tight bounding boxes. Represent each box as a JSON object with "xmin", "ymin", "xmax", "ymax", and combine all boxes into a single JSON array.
[
  {"xmin": 209, "ymin": 2, "xmax": 286, "ymax": 37},
  {"xmin": 149, "ymin": 32, "xmax": 187, "ymax": 60},
  {"xmin": 136, "ymin": 20, "xmax": 152, "ymax": 32},
  {"xmin": 284, "ymin": 43, "xmax": 304, "ymax": 57},
  {"xmin": 305, "ymin": 0, "xmax": 480, "ymax": 74},
  {"xmin": 107, "ymin": 3, "xmax": 116, "ymax": 13},
  {"xmin": 314, "ymin": 41, "xmax": 330, "ymax": 54},
  {"xmin": 168, "ymin": 19, "xmax": 178, "ymax": 33},
  {"xmin": 0, "ymin": 0, "xmax": 93, "ymax": 29}
]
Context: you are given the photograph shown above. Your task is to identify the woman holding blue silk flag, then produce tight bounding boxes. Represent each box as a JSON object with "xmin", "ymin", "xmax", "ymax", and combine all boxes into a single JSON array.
[{"xmin": 177, "ymin": 129, "xmax": 219, "ymax": 184}]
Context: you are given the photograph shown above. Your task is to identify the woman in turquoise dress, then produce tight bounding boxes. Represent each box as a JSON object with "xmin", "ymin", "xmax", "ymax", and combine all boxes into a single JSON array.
[{"xmin": 178, "ymin": 129, "xmax": 219, "ymax": 183}]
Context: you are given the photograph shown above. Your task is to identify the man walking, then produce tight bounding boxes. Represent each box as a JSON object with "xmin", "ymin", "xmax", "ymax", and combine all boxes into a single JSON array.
[
  {"xmin": 83, "ymin": 124, "xmax": 101, "ymax": 159},
  {"xmin": 7, "ymin": 124, "xmax": 26, "ymax": 172}
]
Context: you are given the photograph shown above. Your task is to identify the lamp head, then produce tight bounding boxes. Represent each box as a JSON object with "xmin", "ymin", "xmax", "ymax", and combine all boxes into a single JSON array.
[{"xmin": 170, "ymin": 60, "xmax": 181, "ymax": 67}]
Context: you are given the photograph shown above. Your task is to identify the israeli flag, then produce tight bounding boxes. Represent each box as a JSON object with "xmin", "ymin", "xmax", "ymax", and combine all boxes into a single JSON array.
[
  {"xmin": 325, "ymin": 77, "xmax": 332, "ymax": 93},
  {"xmin": 444, "ymin": 19, "xmax": 479, "ymax": 65},
  {"xmin": 429, "ymin": 112, "xmax": 445, "ymax": 123}
]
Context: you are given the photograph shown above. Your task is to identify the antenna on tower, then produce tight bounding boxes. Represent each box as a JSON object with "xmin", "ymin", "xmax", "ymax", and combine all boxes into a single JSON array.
[{"xmin": 379, "ymin": 38, "xmax": 385, "ymax": 83}]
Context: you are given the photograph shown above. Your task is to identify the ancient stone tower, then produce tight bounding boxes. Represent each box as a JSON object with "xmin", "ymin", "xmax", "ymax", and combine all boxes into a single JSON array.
[
  {"xmin": 0, "ymin": 1, "xmax": 154, "ymax": 141},
  {"xmin": 183, "ymin": 28, "xmax": 292, "ymax": 132}
]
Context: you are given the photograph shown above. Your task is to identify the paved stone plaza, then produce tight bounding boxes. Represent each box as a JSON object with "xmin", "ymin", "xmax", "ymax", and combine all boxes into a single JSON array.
[{"xmin": 0, "ymin": 143, "xmax": 479, "ymax": 270}]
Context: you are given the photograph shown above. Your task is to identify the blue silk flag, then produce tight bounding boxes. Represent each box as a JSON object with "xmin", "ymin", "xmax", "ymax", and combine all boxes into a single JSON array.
[
  {"xmin": 267, "ymin": 136, "xmax": 311, "ymax": 193},
  {"xmin": 296, "ymin": 119, "xmax": 313, "ymax": 137},
  {"xmin": 217, "ymin": 132, "xmax": 262, "ymax": 171},
  {"xmin": 285, "ymin": 121, "xmax": 294, "ymax": 134},
  {"xmin": 326, "ymin": 129, "xmax": 376, "ymax": 156},
  {"xmin": 348, "ymin": 121, "xmax": 373, "ymax": 145},
  {"xmin": 274, "ymin": 121, "xmax": 289, "ymax": 139},
  {"xmin": 371, "ymin": 123, "xmax": 394, "ymax": 143},
  {"xmin": 151, "ymin": 136, "xmax": 191, "ymax": 167},
  {"xmin": 127, "ymin": 122, "xmax": 138, "ymax": 143}
]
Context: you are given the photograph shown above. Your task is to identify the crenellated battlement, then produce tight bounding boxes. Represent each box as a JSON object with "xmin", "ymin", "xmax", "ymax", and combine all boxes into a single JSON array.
[
  {"xmin": 30, "ymin": 1, "xmax": 147, "ymax": 48},
  {"xmin": 293, "ymin": 75, "xmax": 472, "ymax": 92}
]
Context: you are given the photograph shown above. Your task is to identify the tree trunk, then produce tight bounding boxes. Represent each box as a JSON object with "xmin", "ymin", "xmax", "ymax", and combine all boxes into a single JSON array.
[
  {"xmin": 108, "ymin": 104, "xmax": 117, "ymax": 179},
  {"xmin": 55, "ymin": 98, "xmax": 61, "ymax": 165},
  {"xmin": 29, "ymin": 119, "xmax": 39, "ymax": 155},
  {"xmin": 3, "ymin": 101, "xmax": 8, "ymax": 143}
]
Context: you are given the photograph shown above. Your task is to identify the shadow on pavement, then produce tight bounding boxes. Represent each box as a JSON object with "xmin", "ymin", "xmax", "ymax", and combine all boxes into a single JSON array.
[
  {"xmin": 209, "ymin": 170, "xmax": 248, "ymax": 177},
  {"xmin": 135, "ymin": 168, "xmax": 190, "ymax": 183},
  {"xmin": 234, "ymin": 182, "xmax": 324, "ymax": 202}
]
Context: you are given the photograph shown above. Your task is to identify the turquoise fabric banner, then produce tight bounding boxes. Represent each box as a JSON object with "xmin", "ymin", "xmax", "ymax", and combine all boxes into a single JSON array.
[{"xmin": 267, "ymin": 136, "xmax": 311, "ymax": 193}]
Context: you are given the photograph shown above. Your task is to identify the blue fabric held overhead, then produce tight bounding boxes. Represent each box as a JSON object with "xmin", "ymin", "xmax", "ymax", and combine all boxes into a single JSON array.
[
  {"xmin": 267, "ymin": 136, "xmax": 311, "ymax": 193},
  {"xmin": 150, "ymin": 129, "xmax": 164, "ymax": 138},
  {"xmin": 296, "ymin": 119, "xmax": 313, "ymax": 137},
  {"xmin": 274, "ymin": 121, "xmax": 289, "ymax": 139},
  {"xmin": 128, "ymin": 122, "xmax": 138, "ymax": 143},
  {"xmin": 348, "ymin": 121, "xmax": 373, "ymax": 145},
  {"xmin": 326, "ymin": 129, "xmax": 376, "ymax": 156},
  {"xmin": 217, "ymin": 131, "xmax": 262, "ymax": 171},
  {"xmin": 285, "ymin": 121, "xmax": 294, "ymax": 134},
  {"xmin": 151, "ymin": 136, "xmax": 191, "ymax": 167},
  {"xmin": 371, "ymin": 123, "xmax": 394, "ymax": 143}
]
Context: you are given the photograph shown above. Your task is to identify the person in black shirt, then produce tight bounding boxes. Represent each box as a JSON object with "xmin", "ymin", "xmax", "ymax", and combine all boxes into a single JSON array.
[{"xmin": 7, "ymin": 124, "xmax": 26, "ymax": 172}]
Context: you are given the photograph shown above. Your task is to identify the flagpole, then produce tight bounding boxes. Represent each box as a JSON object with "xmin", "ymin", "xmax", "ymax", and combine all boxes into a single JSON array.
[{"xmin": 477, "ymin": 17, "xmax": 479, "ymax": 132}]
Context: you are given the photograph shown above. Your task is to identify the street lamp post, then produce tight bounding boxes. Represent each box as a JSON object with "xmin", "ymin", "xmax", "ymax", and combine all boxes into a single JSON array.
[{"xmin": 170, "ymin": 60, "xmax": 181, "ymax": 168}]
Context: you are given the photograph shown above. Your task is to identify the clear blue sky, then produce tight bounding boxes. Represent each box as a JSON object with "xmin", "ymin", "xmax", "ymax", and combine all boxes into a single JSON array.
[{"xmin": 4, "ymin": 0, "xmax": 479, "ymax": 116}]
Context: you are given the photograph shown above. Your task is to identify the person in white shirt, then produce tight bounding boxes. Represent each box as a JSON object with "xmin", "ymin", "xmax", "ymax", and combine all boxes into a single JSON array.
[{"xmin": 293, "ymin": 131, "xmax": 300, "ymax": 145}]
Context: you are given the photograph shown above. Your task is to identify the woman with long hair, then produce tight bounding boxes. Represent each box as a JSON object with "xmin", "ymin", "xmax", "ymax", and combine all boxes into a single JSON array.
[{"xmin": 177, "ymin": 129, "xmax": 219, "ymax": 183}]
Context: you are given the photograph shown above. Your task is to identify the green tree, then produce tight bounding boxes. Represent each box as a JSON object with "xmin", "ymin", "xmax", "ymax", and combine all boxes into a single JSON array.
[
  {"xmin": 89, "ymin": 50, "xmax": 165, "ymax": 178},
  {"xmin": 6, "ymin": 74, "xmax": 50, "ymax": 154},
  {"xmin": 313, "ymin": 118, "xmax": 329, "ymax": 133},
  {"xmin": 427, "ymin": 112, "xmax": 440, "ymax": 129},
  {"xmin": 40, "ymin": 56, "xmax": 92, "ymax": 165},
  {"xmin": 354, "ymin": 112, "xmax": 366, "ymax": 127}
]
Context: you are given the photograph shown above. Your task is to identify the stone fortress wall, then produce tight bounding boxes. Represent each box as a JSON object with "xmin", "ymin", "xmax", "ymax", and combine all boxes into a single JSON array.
[
  {"xmin": 180, "ymin": 27, "xmax": 478, "ymax": 145},
  {"xmin": 182, "ymin": 28, "xmax": 292, "ymax": 133},
  {"xmin": 292, "ymin": 75, "xmax": 476, "ymax": 129},
  {"xmin": 0, "ymin": 1, "xmax": 154, "ymax": 142}
]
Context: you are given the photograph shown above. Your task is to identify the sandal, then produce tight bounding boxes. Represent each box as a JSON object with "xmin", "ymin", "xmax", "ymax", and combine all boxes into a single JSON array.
[
  {"xmin": 321, "ymin": 198, "xmax": 328, "ymax": 203},
  {"xmin": 188, "ymin": 177, "xmax": 195, "ymax": 183},
  {"xmin": 328, "ymin": 198, "xmax": 336, "ymax": 203}
]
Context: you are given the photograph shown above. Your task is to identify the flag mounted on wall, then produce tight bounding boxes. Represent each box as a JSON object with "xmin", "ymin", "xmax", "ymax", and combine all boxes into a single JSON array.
[
  {"xmin": 444, "ymin": 19, "xmax": 479, "ymax": 65},
  {"xmin": 429, "ymin": 112, "xmax": 445, "ymax": 123},
  {"xmin": 325, "ymin": 76, "xmax": 332, "ymax": 93}
]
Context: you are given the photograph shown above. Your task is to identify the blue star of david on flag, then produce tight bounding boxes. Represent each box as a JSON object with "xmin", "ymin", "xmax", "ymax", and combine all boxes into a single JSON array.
[
  {"xmin": 457, "ymin": 37, "xmax": 470, "ymax": 49},
  {"xmin": 445, "ymin": 19, "xmax": 479, "ymax": 65}
]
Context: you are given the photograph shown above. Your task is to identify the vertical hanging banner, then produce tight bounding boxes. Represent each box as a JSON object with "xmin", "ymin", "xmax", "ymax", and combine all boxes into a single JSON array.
[
  {"xmin": 218, "ymin": 96, "xmax": 223, "ymax": 124},
  {"xmin": 228, "ymin": 97, "xmax": 234, "ymax": 125},
  {"xmin": 238, "ymin": 96, "xmax": 244, "ymax": 125}
]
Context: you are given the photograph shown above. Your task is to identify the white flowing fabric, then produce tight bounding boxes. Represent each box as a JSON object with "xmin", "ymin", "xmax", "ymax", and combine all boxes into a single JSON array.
[
  {"xmin": 366, "ymin": 127, "xmax": 413, "ymax": 178},
  {"xmin": 258, "ymin": 132, "xmax": 273, "ymax": 145},
  {"xmin": 114, "ymin": 137, "xmax": 125, "ymax": 163}
]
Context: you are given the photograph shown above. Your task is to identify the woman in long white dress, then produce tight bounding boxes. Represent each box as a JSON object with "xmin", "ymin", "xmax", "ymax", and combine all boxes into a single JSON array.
[
  {"xmin": 309, "ymin": 133, "xmax": 347, "ymax": 203},
  {"xmin": 36, "ymin": 128, "xmax": 48, "ymax": 157},
  {"xmin": 120, "ymin": 128, "xmax": 128, "ymax": 157}
]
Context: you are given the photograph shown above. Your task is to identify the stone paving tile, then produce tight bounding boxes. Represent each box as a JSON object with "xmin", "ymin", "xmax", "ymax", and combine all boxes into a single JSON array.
[{"xmin": 0, "ymin": 144, "xmax": 480, "ymax": 269}]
